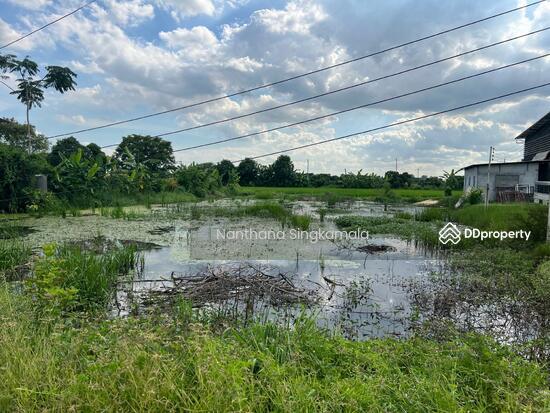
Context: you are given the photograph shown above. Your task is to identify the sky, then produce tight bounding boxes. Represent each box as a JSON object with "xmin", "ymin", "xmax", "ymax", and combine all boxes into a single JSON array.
[{"xmin": 0, "ymin": 0, "xmax": 549, "ymax": 176}]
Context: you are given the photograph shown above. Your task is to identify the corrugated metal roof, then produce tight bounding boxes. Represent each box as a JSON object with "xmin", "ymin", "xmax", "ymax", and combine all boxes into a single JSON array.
[{"xmin": 515, "ymin": 111, "xmax": 550, "ymax": 140}]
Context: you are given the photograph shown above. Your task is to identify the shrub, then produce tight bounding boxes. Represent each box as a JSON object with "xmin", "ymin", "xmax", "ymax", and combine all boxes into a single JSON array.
[
  {"xmin": 0, "ymin": 143, "xmax": 50, "ymax": 212},
  {"xmin": 467, "ymin": 188, "xmax": 483, "ymax": 205},
  {"xmin": 25, "ymin": 243, "xmax": 139, "ymax": 314}
]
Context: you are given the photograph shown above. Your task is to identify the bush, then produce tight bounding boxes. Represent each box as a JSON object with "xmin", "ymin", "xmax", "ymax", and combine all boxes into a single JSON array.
[
  {"xmin": 0, "ymin": 144, "xmax": 50, "ymax": 212},
  {"xmin": 467, "ymin": 188, "xmax": 483, "ymax": 205},
  {"xmin": 25, "ymin": 243, "xmax": 139, "ymax": 314}
]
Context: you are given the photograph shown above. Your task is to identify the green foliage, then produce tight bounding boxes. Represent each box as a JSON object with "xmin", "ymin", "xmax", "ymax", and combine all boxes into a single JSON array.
[
  {"xmin": 416, "ymin": 207, "xmax": 447, "ymax": 222},
  {"xmin": 336, "ymin": 215, "xmax": 442, "ymax": 248},
  {"xmin": 394, "ymin": 211, "xmax": 413, "ymax": 220},
  {"xmin": 237, "ymin": 158, "xmax": 259, "ymax": 186},
  {"xmin": 25, "ymin": 243, "xmax": 139, "ymax": 314},
  {"xmin": 0, "ymin": 289, "xmax": 547, "ymax": 412},
  {"xmin": 290, "ymin": 214, "xmax": 311, "ymax": 231},
  {"xmin": 176, "ymin": 163, "xmax": 222, "ymax": 197},
  {"xmin": 0, "ymin": 143, "xmax": 50, "ymax": 212},
  {"xmin": 0, "ymin": 117, "xmax": 48, "ymax": 153},
  {"xmin": 0, "ymin": 239, "xmax": 31, "ymax": 280},
  {"xmin": 466, "ymin": 187, "xmax": 483, "ymax": 205},
  {"xmin": 450, "ymin": 203, "xmax": 547, "ymax": 243},
  {"xmin": 52, "ymin": 148, "xmax": 104, "ymax": 203},
  {"xmin": 0, "ymin": 54, "xmax": 76, "ymax": 132},
  {"xmin": 270, "ymin": 155, "xmax": 296, "ymax": 187},
  {"xmin": 115, "ymin": 135, "xmax": 175, "ymax": 176}
]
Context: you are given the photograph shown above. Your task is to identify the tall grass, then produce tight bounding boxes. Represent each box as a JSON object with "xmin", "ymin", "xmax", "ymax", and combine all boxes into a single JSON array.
[
  {"xmin": 0, "ymin": 287, "xmax": 547, "ymax": 412},
  {"xmin": 26, "ymin": 244, "xmax": 139, "ymax": 313},
  {"xmin": 0, "ymin": 239, "xmax": 31, "ymax": 279}
]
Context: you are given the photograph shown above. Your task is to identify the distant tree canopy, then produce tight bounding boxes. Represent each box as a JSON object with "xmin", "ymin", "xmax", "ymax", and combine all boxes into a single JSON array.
[
  {"xmin": 216, "ymin": 159, "xmax": 237, "ymax": 186},
  {"xmin": 0, "ymin": 117, "xmax": 48, "ymax": 153},
  {"xmin": 237, "ymin": 158, "xmax": 259, "ymax": 186},
  {"xmin": 0, "ymin": 143, "xmax": 49, "ymax": 212},
  {"xmin": 271, "ymin": 155, "xmax": 296, "ymax": 187},
  {"xmin": 114, "ymin": 135, "xmax": 175, "ymax": 175}
]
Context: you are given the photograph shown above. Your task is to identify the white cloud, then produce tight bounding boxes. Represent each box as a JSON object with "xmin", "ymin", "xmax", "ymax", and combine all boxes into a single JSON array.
[
  {"xmin": 155, "ymin": 0, "xmax": 216, "ymax": 20},
  {"xmin": 4, "ymin": 0, "xmax": 52, "ymax": 10},
  {"xmin": 103, "ymin": 0, "xmax": 154, "ymax": 27}
]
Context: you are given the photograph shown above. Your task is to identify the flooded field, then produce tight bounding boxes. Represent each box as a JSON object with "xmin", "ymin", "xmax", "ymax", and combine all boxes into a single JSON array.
[{"xmin": 13, "ymin": 199, "xmax": 442, "ymax": 339}]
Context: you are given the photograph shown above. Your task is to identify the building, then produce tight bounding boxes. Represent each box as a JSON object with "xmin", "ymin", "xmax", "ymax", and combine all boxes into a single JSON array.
[{"xmin": 462, "ymin": 111, "xmax": 550, "ymax": 203}]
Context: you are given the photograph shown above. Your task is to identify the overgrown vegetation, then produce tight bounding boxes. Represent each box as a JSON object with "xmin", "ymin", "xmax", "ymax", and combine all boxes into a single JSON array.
[
  {"xmin": 0, "ymin": 286, "xmax": 547, "ymax": 412},
  {"xmin": 25, "ymin": 243, "xmax": 139, "ymax": 314}
]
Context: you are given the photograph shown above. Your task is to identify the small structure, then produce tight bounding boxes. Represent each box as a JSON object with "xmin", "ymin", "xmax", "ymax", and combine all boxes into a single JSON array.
[{"xmin": 462, "ymin": 111, "xmax": 550, "ymax": 203}]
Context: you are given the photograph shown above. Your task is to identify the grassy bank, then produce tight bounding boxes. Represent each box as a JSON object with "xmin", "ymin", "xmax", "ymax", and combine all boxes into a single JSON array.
[
  {"xmin": 0, "ymin": 287, "xmax": 547, "ymax": 412},
  {"xmin": 238, "ymin": 187, "xmax": 460, "ymax": 202}
]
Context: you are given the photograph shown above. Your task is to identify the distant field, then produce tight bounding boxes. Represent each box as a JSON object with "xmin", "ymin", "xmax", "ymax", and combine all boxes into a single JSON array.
[{"xmin": 238, "ymin": 186, "xmax": 461, "ymax": 201}]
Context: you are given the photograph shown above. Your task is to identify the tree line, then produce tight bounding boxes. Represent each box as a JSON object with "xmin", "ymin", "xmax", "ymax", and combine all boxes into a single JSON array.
[{"xmin": 0, "ymin": 117, "xmax": 461, "ymax": 212}]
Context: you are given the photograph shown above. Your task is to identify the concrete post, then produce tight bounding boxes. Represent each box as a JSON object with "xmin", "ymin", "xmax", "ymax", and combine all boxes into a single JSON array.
[{"xmin": 35, "ymin": 174, "xmax": 47, "ymax": 193}]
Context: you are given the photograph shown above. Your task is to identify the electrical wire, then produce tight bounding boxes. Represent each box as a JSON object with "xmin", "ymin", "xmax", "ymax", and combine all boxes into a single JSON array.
[
  {"xmin": 1, "ymin": 82, "xmax": 546, "ymax": 205},
  {"xmin": 96, "ymin": 27, "xmax": 549, "ymax": 148},
  {"xmin": 0, "ymin": 0, "xmax": 98, "ymax": 50},
  {"xmin": 163, "ymin": 53, "xmax": 547, "ymax": 153},
  {"xmin": 230, "ymin": 82, "xmax": 550, "ymax": 162},
  {"xmin": 45, "ymin": 0, "xmax": 547, "ymax": 139}
]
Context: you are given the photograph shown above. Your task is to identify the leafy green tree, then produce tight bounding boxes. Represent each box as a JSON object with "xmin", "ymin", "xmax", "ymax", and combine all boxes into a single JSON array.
[
  {"xmin": 0, "ymin": 117, "xmax": 48, "ymax": 152},
  {"xmin": 52, "ymin": 148, "xmax": 102, "ymax": 202},
  {"xmin": 0, "ymin": 143, "xmax": 49, "ymax": 211},
  {"xmin": 237, "ymin": 158, "xmax": 259, "ymax": 186},
  {"xmin": 48, "ymin": 137, "xmax": 85, "ymax": 166},
  {"xmin": 216, "ymin": 159, "xmax": 236, "ymax": 186},
  {"xmin": 0, "ymin": 54, "xmax": 77, "ymax": 151},
  {"xmin": 175, "ymin": 163, "xmax": 221, "ymax": 197},
  {"xmin": 271, "ymin": 155, "xmax": 296, "ymax": 187},
  {"xmin": 115, "ymin": 135, "xmax": 175, "ymax": 176}
]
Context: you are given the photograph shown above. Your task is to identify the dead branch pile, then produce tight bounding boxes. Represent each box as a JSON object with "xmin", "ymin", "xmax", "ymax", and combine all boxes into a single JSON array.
[{"xmin": 143, "ymin": 264, "xmax": 318, "ymax": 308}]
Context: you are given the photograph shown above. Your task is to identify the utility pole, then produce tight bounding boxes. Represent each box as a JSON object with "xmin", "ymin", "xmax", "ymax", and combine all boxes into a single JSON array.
[
  {"xmin": 485, "ymin": 146, "xmax": 495, "ymax": 208},
  {"xmin": 306, "ymin": 159, "xmax": 310, "ymax": 186},
  {"xmin": 416, "ymin": 168, "xmax": 420, "ymax": 177},
  {"xmin": 395, "ymin": 158, "xmax": 398, "ymax": 172}
]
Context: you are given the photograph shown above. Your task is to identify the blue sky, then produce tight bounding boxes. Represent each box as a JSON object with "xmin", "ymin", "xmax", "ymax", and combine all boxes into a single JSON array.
[{"xmin": 0, "ymin": 0, "xmax": 549, "ymax": 175}]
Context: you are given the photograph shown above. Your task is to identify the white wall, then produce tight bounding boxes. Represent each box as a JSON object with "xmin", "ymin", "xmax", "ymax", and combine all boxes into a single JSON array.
[{"xmin": 463, "ymin": 162, "xmax": 539, "ymax": 201}]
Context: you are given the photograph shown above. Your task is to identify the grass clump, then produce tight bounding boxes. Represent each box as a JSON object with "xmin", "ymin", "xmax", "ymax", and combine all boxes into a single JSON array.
[
  {"xmin": 416, "ymin": 207, "xmax": 447, "ymax": 222},
  {"xmin": 0, "ymin": 239, "xmax": 31, "ymax": 280},
  {"xmin": 0, "ymin": 287, "xmax": 547, "ymax": 412},
  {"xmin": 25, "ymin": 243, "xmax": 139, "ymax": 314},
  {"xmin": 336, "ymin": 215, "xmax": 442, "ymax": 248}
]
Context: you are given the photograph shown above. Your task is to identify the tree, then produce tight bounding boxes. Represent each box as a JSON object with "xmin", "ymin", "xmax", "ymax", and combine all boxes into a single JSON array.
[
  {"xmin": 114, "ymin": 135, "xmax": 175, "ymax": 176},
  {"xmin": 48, "ymin": 137, "xmax": 85, "ymax": 166},
  {"xmin": 271, "ymin": 155, "xmax": 296, "ymax": 187},
  {"xmin": 237, "ymin": 158, "xmax": 259, "ymax": 186},
  {"xmin": 0, "ymin": 143, "xmax": 49, "ymax": 212},
  {"xmin": 0, "ymin": 54, "xmax": 77, "ymax": 152},
  {"xmin": 215, "ymin": 159, "xmax": 236, "ymax": 186},
  {"xmin": 0, "ymin": 117, "xmax": 48, "ymax": 153}
]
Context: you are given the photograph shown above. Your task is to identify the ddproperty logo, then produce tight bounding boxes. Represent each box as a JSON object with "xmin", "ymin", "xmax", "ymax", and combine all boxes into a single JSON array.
[{"xmin": 439, "ymin": 222, "xmax": 461, "ymax": 245}]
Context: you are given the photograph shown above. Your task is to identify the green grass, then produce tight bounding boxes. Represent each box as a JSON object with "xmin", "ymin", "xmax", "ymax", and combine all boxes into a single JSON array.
[
  {"xmin": 238, "ymin": 186, "xmax": 461, "ymax": 202},
  {"xmin": 336, "ymin": 215, "xmax": 443, "ymax": 248},
  {"xmin": 0, "ymin": 239, "xmax": 31, "ymax": 280},
  {"xmin": 0, "ymin": 287, "xmax": 547, "ymax": 412},
  {"xmin": 26, "ymin": 243, "xmax": 140, "ymax": 313},
  {"xmin": 449, "ymin": 203, "xmax": 548, "ymax": 243}
]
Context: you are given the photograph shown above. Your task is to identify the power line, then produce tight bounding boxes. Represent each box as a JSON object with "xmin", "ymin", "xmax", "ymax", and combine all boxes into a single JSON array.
[
  {"xmin": 96, "ymin": 27, "xmax": 549, "ymax": 148},
  {"xmin": 0, "ymin": 0, "xmax": 97, "ymax": 50},
  {"xmin": 46, "ymin": 0, "xmax": 546, "ymax": 139},
  {"xmin": 161, "ymin": 53, "xmax": 545, "ymax": 152},
  {"xmin": 230, "ymin": 82, "xmax": 550, "ymax": 163},
  {"xmin": 2, "ymin": 84, "xmax": 548, "ymax": 205}
]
